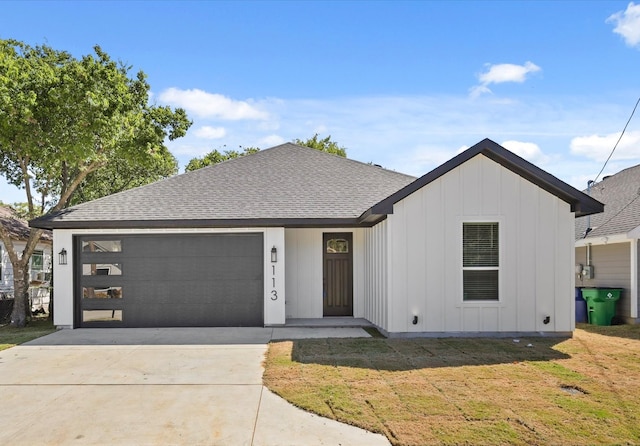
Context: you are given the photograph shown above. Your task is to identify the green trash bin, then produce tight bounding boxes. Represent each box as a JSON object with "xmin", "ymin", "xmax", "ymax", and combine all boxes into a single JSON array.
[{"xmin": 581, "ymin": 288, "xmax": 622, "ymax": 326}]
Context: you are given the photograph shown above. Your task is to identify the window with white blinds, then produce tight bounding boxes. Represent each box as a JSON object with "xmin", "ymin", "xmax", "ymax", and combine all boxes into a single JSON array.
[{"xmin": 463, "ymin": 222, "xmax": 499, "ymax": 301}]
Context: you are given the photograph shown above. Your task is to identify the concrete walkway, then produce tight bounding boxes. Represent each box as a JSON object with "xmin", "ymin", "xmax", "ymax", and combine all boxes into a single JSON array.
[{"xmin": 0, "ymin": 327, "xmax": 390, "ymax": 446}]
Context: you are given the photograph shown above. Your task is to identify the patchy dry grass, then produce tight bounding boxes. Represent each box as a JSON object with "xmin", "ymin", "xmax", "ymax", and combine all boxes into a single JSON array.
[
  {"xmin": 0, "ymin": 317, "xmax": 56, "ymax": 351},
  {"xmin": 264, "ymin": 326, "xmax": 640, "ymax": 445}
]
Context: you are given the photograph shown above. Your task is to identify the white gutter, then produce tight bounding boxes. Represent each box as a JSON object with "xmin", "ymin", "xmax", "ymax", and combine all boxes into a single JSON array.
[{"xmin": 575, "ymin": 233, "xmax": 630, "ymax": 247}]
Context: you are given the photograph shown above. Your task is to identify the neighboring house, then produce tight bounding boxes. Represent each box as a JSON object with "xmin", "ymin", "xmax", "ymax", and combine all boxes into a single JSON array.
[
  {"xmin": 0, "ymin": 205, "xmax": 53, "ymax": 311},
  {"xmin": 575, "ymin": 164, "xmax": 640, "ymax": 324},
  {"xmin": 31, "ymin": 139, "xmax": 603, "ymax": 335}
]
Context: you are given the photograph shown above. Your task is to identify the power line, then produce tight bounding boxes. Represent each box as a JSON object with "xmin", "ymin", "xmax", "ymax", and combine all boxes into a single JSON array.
[
  {"xmin": 589, "ymin": 189, "xmax": 640, "ymax": 236},
  {"xmin": 593, "ymin": 96, "xmax": 640, "ymax": 184}
]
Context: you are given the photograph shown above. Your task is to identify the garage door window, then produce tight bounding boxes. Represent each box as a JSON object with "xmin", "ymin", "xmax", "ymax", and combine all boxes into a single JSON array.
[
  {"xmin": 83, "ymin": 310, "xmax": 123, "ymax": 322},
  {"xmin": 82, "ymin": 263, "xmax": 122, "ymax": 276},
  {"xmin": 78, "ymin": 237, "xmax": 124, "ymax": 326},
  {"xmin": 83, "ymin": 286, "xmax": 123, "ymax": 299},
  {"xmin": 82, "ymin": 240, "xmax": 122, "ymax": 252}
]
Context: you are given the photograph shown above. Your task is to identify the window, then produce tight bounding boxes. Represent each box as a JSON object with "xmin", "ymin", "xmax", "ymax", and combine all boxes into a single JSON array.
[
  {"xmin": 83, "ymin": 286, "xmax": 123, "ymax": 299},
  {"xmin": 82, "ymin": 263, "xmax": 123, "ymax": 276},
  {"xmin": 81, "ymin": 240, "xmax": 122, "ymax": 252},
  {"xmin": 326, "ymin": 238, "xmax": 349, "ymax": 253},
  {"xmin": 30, "ymin": 250, "xmax": 45, "ymax": 282},
  {"xmin": 463, "ymin": 222, "xmax": 499, "ymax": 301},
  {"xmin": 31, "ymin": 250, "xmax": 44, "ymax": 271}
]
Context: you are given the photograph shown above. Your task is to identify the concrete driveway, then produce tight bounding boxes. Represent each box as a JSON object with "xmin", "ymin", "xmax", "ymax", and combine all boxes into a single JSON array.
[{"xmin": 0, "ymin": 327, "xmax": 389, "ymax": 446}]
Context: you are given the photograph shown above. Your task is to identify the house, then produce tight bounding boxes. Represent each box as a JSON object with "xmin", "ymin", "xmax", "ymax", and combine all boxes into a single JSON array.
[
  {"xmin": 30, "ymin": 139, "xmax": 603, "ymax": 335},
  {"xmin": 0, "ymin": 205, "xmax": 53, "ymax": 312},
  {"xmin": 575, "ymin": 164, "xmax": 640, "ymax": 324}
]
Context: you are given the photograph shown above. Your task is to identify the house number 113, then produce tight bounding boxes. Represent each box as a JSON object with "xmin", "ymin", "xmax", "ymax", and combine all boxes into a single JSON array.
[{"xmin": 270, "ymin": 264, "xmax": 278, "ymax": 300}]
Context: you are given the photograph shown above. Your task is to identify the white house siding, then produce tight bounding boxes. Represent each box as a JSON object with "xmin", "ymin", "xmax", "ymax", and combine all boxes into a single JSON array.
[
  {"xmin": 52, "ymin": 227, "xmax": 285, "ymax": 329},
  {"xmin": 385, "ymin": 154, "xmax": 575, "ymax": 334},
  {"xmin": 576, "ymin": 242, "xmax": 633, "ymax": 320},
  {"xmin": 363, "ymin": 221, "xmax": 388, "ymax": 329},
  {"xmin": 284, "ymin": 228, "xmax": 365, "ymax": 319},
  {"xmin": 1, "ymin": 241, "xmax": 52, "ymax": 311}
]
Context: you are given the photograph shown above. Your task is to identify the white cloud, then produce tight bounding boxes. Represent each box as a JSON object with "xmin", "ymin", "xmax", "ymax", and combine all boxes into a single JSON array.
[
  {"xmin": 194, "ymin": 126, "xmax": 226, "ymax": 139},
  {"xmin": 258, "ymin": 134, "xmax": 286, "ymax": 147},
  {"xmin": 569, "ymin": 130, "xmax": 640, "ymax": 161},
  {"xmin": 160, "ymin": 92, "xmax": 640, "ymax": 190},
  {"xmin": 158, "ymin": 88, "xmax": 269, "ymax": 120},
  {"xmin": 501, "ymin": 140, "xmax": 550, "ymax": 165},
  {"xmin": 607, "ymin": 2, "xmax": 640, "ymax": 48},
  {"xmin": 469, "ymin": 85, "xmax": 492, "ymax": 99},
  {"xmin": 470, "ymin": 62, "xmax": 541, "ymax": 97}
]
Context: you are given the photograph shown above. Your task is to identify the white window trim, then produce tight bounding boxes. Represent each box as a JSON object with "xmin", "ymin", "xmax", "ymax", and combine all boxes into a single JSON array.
[{"xmin": 460, "ymin": 218, "xmax": 503, "ymax": 305}]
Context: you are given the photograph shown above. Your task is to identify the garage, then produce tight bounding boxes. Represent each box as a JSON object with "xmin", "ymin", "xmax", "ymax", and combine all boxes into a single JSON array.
[{"xmin": 76, "ymin": 233, "xmax": 264, "ymax": 328}]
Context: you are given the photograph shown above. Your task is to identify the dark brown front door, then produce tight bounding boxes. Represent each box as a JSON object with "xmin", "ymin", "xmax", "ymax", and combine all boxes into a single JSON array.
[{"xmin": 323, "ymin": 232, "xmax": 353, "ymax": 316}]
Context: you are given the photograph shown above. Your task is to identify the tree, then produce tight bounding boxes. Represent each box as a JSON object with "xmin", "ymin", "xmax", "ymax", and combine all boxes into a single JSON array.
[
  {"xmin": 69, "ymin": 148, "xmax": 178, "ymax": 205},
  {"xmin": 183, "ymin": 134, "xmax": 347, "ymax": 173},
  {"xmin": 294, "ymin": 134, "xmax": 347, "ymax": 157},
  {"xmin": 184, "ymin": 146, "xmax": 260, "ymax": 172},
  {"xmin": 0, "ymin": 38, "xmax": 191, "ymax": 326}
]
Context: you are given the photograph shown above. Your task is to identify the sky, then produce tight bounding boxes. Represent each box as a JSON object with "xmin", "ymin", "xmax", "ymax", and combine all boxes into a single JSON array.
[{"xmin": 1, "ymin": 0, "xmax": 640, "ymax": 204}]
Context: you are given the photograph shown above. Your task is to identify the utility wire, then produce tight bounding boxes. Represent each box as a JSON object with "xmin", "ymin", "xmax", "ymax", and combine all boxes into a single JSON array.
[
  {"xmin": 592, "ymin": 96, "xmax": 640, "ymax": 184},
  {"xmin": 590, "ymin": 190, "xmax": 640, "ymax": 235}
]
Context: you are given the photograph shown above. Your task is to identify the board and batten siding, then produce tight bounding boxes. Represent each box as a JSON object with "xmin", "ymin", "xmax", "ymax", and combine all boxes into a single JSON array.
[
  {"xmin": 384, "ymin": 154, "xmax": 575, "ymax": 334},
  {"xmin": 284, "ymin": 228, "xmax": 365, "ymax": 319},
  {"xmin": 363, "ymin": 220, "xmax": 388, "ymax": 329},
  {"xmin": 576, "ymin": 242, "xmax": 632, "ymax": 319}
]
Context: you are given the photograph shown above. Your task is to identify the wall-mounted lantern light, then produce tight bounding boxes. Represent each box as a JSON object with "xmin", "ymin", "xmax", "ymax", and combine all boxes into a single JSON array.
[
  {"xmin": 271, "ymin": 246, "xmax": 277, "ymax": 263},
  {"xmin": 58, "ymin": 248, "xmax": 68, "ymax": 265}
]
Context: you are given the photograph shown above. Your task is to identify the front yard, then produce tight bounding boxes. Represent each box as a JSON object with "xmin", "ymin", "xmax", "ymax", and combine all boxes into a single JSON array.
[
  {"xmin": 264, "ymin": 325, "xmax": 640, "ymax": 445},
  {"xmin": 0, "ymin": 317, "xmax": 56, "ymax": 351}
]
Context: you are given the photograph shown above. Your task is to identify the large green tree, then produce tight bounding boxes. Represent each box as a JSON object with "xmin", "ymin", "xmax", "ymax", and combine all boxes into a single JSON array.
[
  {"xmin": 185, "ymin": 135, "xmax": 347, "ymax": 172},
  {"xmin": 294, "ymin": 133, "xmax": 347, "ymax": 157},
  {"xmin": 184, "ymin": 146, "xmax": 259, "ymax": 172},
  {"xmin": 0, "ymin": 38, "xmax": 191, "ymax": 326}
]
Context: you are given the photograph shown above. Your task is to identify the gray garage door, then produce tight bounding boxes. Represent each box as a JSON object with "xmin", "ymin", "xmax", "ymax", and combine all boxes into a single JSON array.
[{"xmin": 76, "ymin": 233, "xmax": 263, "ymax": 328}]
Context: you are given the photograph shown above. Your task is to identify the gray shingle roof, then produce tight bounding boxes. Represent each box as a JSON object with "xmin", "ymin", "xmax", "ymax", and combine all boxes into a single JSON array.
[
  {"xmin": 30, "ymin": 143, "xmax": 416, "ymax": 229},
  {"xmin": 0, "ymin": 205, "xmax": 52, "ymax": 242},
  {"xmin": 575, "ymin": 163, "xmax": 640, "ymax": 240}
]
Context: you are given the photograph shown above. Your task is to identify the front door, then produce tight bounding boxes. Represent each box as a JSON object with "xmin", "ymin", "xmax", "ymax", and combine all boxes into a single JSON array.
[{"xmin": 323, "ymin": 233, "xmax": 353, "ymax": 316}]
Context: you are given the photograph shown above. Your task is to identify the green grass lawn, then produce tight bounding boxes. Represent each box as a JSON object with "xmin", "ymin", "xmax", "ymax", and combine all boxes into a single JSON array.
[
  {"xmin": 0, "ymin": 317, "xmax": 56, "ymax": 351},
  {"xmin": 264, "ymin": 325, "xmax": 640, "ymax": 446}
]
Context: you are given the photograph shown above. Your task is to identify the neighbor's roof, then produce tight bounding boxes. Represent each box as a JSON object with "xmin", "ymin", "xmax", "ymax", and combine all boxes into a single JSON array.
[
  {"xmin": 30, "ymin": 143, "xmax": 416, "ymax": 229},
  {"xmin": 575, "ymin": 163, "xmax": 640, "ymax": 240},
  {"xmin": 361, "ymin": 138, "xmax": 604, "ymax": 224},
  {"xmin": 0, "ymin": 206, "xmax": 52, "ymax": 242}
]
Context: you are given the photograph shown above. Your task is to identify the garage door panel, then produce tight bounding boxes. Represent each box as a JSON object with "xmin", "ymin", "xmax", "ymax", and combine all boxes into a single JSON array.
[
  {"xmin": 77, "ymin": 233, "xmax": 264, "ymax": 328},
  {"xmin": 125, "ymin": 302, "xmax": 262, "ymax": 327},
  {"xmin": 125, "ymin": 280, "xmax": 263, "ymax": 305},
  {"xmin": 127, "ymin": 256, "xmax": 263, "ymax": 281},
  {"xmin": 125, "ymin": 235, "xmax": 260, "ymax": 258}
]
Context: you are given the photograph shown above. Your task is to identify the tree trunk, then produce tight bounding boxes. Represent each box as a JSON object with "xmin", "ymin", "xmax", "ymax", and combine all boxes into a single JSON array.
[
  {"xmin": 10, "ymin": 263, "xmax": 31, "ymax": 327},
  {"xmin": 48, "ymin": 267, "xmax": 54, "ymax": 321}
]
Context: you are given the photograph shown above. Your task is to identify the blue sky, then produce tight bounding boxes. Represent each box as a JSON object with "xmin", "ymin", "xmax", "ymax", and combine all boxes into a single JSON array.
[{"xmin": 1, "ymin": 1, "xmax": 640, "ymax": 204}]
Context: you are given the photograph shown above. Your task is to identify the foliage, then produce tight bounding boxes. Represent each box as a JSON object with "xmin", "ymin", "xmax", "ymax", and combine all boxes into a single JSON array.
[
  {"xmin": 184, "ymin": 134, "xmax": 347, "ymax": 172},
  {"xmin": 0, "ymin": 38, "xmax": 191, "ymax": 326},
  {"xmin": 293, "ymin": 133, "xmax": 347, "ymax": 157},
  {"xmin": 184, "ymin": 146, "xmax": 259, "ymax": 172},
  {"xmin": 69, "ymin": 149, "xmax": 178, "ymax": 205}
]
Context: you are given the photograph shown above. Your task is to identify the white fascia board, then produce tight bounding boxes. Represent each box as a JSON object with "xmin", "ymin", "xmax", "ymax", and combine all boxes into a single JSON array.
[
  {"xmin": 575, "ymin": 233, "xmax": 630, "ymax": 247},
  {"xmin": 627, "ymin": 224, "xmax": 640, "ymax": 240}
]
